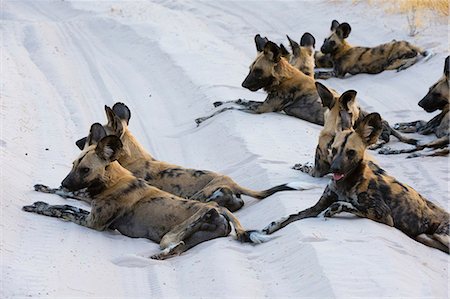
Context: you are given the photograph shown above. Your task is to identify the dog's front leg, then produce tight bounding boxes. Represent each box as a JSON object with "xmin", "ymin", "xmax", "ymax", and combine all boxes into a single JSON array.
[
  {"xmin": 263, "ymin": 185, "xmax": 338, "ymax": 234},
  {"xmin": 22, "ymin": 201, "xmax": 91, "ymax": 227},
  {"xmin": 34, "ymin": 184, "xmax": 92, "ymax": 203}
]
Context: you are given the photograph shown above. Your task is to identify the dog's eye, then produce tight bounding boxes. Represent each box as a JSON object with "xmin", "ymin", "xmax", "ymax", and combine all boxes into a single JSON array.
[
  {"xmin": 80, "ymin": 167, "xmax": 90, "ymax": 174},
  {"xmin": 253, "ymin": 68, "xmax": 263, "ymax": 76},
  {"xmin": 347, "ymin": 150, "xmax": 356, "ymax": 157}
]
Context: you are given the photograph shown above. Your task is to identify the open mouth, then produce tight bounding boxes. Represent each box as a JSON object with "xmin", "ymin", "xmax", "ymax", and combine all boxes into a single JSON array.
[{"xmin": 333, "ymin": 173, "xmax": 345, "ymax": 181}]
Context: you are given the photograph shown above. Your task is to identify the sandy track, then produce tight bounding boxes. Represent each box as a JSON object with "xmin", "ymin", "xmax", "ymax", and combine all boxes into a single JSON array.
[{"xmin": 1, "ymin": 1, "xmax": 448, "ymax": 298}]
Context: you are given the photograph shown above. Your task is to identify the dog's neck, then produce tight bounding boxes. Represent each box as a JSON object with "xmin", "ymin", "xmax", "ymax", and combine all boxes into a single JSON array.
[
  {"xmin": 87, "ymin": 161, "xmax": 135, "ymax": 197},
  {"xmin": 331, "ymin": 40, "xmax": 352, "ymax": 60},
  {"xmin": 118, "ymin": 131, "xmax": 155, "ymax": 167},
  {"xmin": 265, "ymin": 58, "xmax": 307, "ymax": 92}
]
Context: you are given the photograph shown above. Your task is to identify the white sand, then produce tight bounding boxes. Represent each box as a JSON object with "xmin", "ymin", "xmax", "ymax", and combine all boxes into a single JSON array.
[{"xmin": 1, "ymin": 1, "xmax": 448, "ymax": 298}]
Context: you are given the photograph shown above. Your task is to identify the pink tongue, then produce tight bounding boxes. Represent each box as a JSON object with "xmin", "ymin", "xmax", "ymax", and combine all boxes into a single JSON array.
[{"xmin": 333, "ymin": 173, "xmax": 344, "ymax": 181}]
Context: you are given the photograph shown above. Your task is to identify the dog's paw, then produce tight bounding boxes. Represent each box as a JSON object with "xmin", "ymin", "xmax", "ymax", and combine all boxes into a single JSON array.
[
  {"xmin": 22, "ymin": 201, "xmax": 49, "ymax": 213},
  {"xmin": 213, "ymin": 101, "xmax": 223, "ymax": 107}
]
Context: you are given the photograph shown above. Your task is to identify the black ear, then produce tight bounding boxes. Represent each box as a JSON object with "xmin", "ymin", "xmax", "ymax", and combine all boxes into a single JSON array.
[
  {"xmin": 444, "ymin": 56, "xmax": 449, "ymax": 78},
  {"xmin": 95, "ymin": 135, "xmax": 123, "ymax": 162},
  {"xmin": 355, "ymin": 112, "xmax": 382, "ymax": 146},
  {"xmin": 86, "ymin": 123, "xmax": 107, "ymax": 146},
  {"xmin": 286, "ymin": 35, "xmax": 300, "ymax": 56},
  {"xmin": 75, "ymin": 137, "xmax": 87, "ymax": 150},
  {"xmin": 336, "ymin": 23, "xmax": 351, "ymax": 39},
  {"xmin": 255, "ymin": 34, "xmax": 269, "ymax": 52},
  {"xmin": 339, "ymin": 90, "xmax": 357, "ymax": 111},
  {"xmin": 112, "ymin": 102, "xmax": 131, "ymax": 125},
  {"xmin": 315, "ymin": 82, "xmax": 335, "ymax": 109},
  {"xmin": 263, "ymin": 41, "xmax": 282, "ymax": 62},
  {"xmin": 279, "ymin": 43, "xmax": 290, "ymax": 58},
  {"xmin": 331, "ymin": 20, "xmax": 340, "ymax": 31},
  {"xmin": 300, "ymin": 32, "xmax": 315, "ymax": 48}
]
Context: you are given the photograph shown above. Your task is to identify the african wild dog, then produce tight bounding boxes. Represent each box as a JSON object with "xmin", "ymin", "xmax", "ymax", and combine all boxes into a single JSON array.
[
  {"xmin": 263, "ymin": 113, "xmax": 449, "ymax": 254},
  {"xmin": 24, "ymin": 133, "xmax": 269, "ymax": 260},
  {"xmin": 36, "ymin": 103, "xmax": 316, "ymax": 212},
  {"xmin": 381, "ymin": 56, "xmax": 449, "ymax": 158},
  {"xmin": 286, "ymin": 33, "xmax": 316, "ymax": 77},
  {"xmin": 316, "ymin": 20, "xmax": 431, "ymax": 79},
  {"xmin": 293, "ymin": 82, "xmax": 417, "ymax": 176},
  {"xmin": 195, "ymin": 37, "xmax": 325, "ymax": 126},
  {"xmin": 314, "ymin": 51, "xmax": 333, "ymax": 69}
]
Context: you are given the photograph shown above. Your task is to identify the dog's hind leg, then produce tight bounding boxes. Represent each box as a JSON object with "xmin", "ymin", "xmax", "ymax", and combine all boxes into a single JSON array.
[
  {"xmin": 390, "ymin": 128, "xmax": 418, "ymax": 145},
  {"xmin": 416, "ymin": 234, "xmax": 449, "ymax": 253},
  {"xmin": 152, "ymin": 207, "xmax": 229, "ymax": 259},
  {"xmin": 407, "ymin": 148, "xmax": 449, "ymax": 158},
  {"xmin": 394, "ymin": 120, "xmax": 426, "ymax": 133},
  {"xmin": 34, "ymin": 184, "xmax": 92, "ymax": 203},
  {"xmin": 205, "ymin": 186, "xmax": 244, "ymax": 212}
]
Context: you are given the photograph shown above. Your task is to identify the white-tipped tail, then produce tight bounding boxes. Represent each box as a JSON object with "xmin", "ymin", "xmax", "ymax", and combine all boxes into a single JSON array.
[
  {"xmin": 286, "ymin": 181, "xmax": 320, "ymax": 190},
  {"xmin": 248, "ymin": 231, "xmax": 274, "ymax": 244},
  {"xmin": 422, "ymin": 50, "xmax": 434, "ymax": 62}
]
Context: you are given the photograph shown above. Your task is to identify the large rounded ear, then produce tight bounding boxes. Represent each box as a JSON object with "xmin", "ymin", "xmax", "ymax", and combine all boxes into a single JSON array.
[
  {"xmin": 86, "ymin": 123, "xmax": 107, "ymax": 146},
  {"xmin": 112, "ymin": 102, "xmax": 131, "ymax": 125},
  {"xmin": 339, "ymin": 90, "xmax": 357, "ymax": 111},
  {"xmin": 355, "ymin": 112, "xmax": 382, "ymax": 146},
  {"xmin": 300, "ymin": 32, "xmax": 315, "ymax": 48},
  {"xmin": 95, "ymin": 135, "xmax": 123, "ymax": 162},
  {"xmin": 105, "ymin": 105, "xmax": 125, "ymax": 137},
  {"xmin": 286, "ymin": 35, "xmax": 300, "ymax": 56},
  {"xmin": 336, "ymin": 23, "xmax": 351, "ymax": 39},
  {"xmin": 263, "ymin": 41, "xmax": 282, "ymax": 62},
  {"xmin": 75, "ymin": 137, "xmax": 87, "ymax": 150},
  {"xmin": 315, "ymin": 82, "xmax": 335, "ymax": 109},
  {"xmin": 444, "ymin": 56, "xmax": 449, "ymax": 78},
  {"xmin": 105, "ymin": 105, "xmax": 115, "ymax": 125},
  {"xmin": 255, "ymin": 34, "xmax": 269, "ymax": 52},
  {"xmin": 279, "ymin": 43, "xmax": 290, "ymax": 58},
  {"xmin": 331, "ymin": 20, "xmax": 340, "ymax": 31}
]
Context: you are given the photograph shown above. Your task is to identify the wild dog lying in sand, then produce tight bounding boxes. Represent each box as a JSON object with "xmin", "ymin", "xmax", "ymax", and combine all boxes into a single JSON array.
[
  {"xmin": 314, "ymin": 51, "xmax": 334, "ymax": 69},
  {"xmin": 263, "ymin": 113, "xmax": 449, "ymax": 253},
  {"xmin": 315, "ymin": 20, "xmax": 431, "ymax": 79},
  {"xmin": 380, "ymin": 56, "xmax": 449, "ymax": 158},
  {"xmin": 293, "ymin": 82, "xmax": 417, "ymax": 176},
  {"xmin": 195, "ymin": 37, "xmax": 325, "ymax": 126},
  {"xmin": 36, "ymin": 103, "xmax": 315, "ymax": 212},
  {"xmin": 24, "ymin": 134, "xmax": 269, "ymax": 260},
  {"xmin": 285, "ymin": 33, "xmax": 316, "ymax": 77}
]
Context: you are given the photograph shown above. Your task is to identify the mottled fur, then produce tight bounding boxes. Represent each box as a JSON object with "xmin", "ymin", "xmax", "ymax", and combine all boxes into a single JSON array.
[
  {"xmin": 66, "ymin": 103, "xmax": 311, "ymax": 212},
  {"xmin": 286, "ymin": 33, "xmax": 316, "ymax": 77},
  {"xmin": 385, "ymin": 56, "xmax": 449, "ymax": 157},
  {"xmin": 24, "ymin": 135, "xmax": 267, "ymax": 260},
  {"xmin": 264, "ymin": 113, "xmax": 449, "ymax": 254},
  {"xmin": 195, "ymin": 38, "xmax": 325, "ymax": 126},
  {"xmin": 294, "ymin": 83, "xmax": 417, "ymax": 176},
  {"xmin": 316, "ymin": 20, "xmax": 428, "ymax": 79}
]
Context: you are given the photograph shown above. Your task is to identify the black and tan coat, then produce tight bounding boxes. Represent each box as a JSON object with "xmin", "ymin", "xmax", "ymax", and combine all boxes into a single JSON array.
[
  {"xmin": 263, "ymin": 113, "xmax": 449, "ymax": 254},
  {"xmin": 316, "ymin": 20, "xmax": 429, "ymax": 79},
  {"xmin": 382, "ymin": 56, "xmax": 449, "ymax": 157},
  {"xmin": 35, "ymin": 103, "xmax": 314, "ymax": 212},
  {"xmin": 286, "ymin": 33, "xmax": 316, "ymax": 77},
  {"xmin": 195, "ymin": 38, "xmax": 325, "ymax": 126},
  {"xmin": 24, "ymin": 134, "xmax": 269, "ymax": 260},
  {"xmin": 293, "ymin": 82, "xmax": 417, "ymax": 177}
]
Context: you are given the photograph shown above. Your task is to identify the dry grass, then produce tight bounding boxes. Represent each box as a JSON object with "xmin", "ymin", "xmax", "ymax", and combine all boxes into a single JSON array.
[{"xmin": 351, "ymin": 0, "xmax": 448, "ymax": 36}]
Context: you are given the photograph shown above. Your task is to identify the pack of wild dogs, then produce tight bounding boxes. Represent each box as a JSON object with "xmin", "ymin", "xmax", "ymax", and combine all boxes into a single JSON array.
[{"xmin": 24, "ymin": 20, "xmax": 449, "ymax": 258}]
